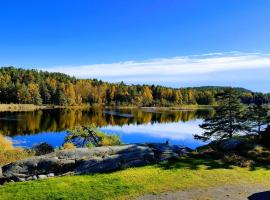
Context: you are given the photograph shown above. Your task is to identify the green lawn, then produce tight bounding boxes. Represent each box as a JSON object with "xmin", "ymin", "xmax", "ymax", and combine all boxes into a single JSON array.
[{"xmin": 1, "ymin": 157, "xmax": 270, "ymax": 200}]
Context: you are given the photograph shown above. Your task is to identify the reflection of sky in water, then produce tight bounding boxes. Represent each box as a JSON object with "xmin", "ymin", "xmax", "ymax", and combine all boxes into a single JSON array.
[{"xmin": 12, "ymin": 120, "xmax": 206, "ymax": 149}]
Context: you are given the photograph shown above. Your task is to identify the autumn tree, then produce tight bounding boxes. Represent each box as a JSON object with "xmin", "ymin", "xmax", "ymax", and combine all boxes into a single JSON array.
[
  {"xmin": 27, "ymin": 83, "xmax": 42, "ymax": 105},
  {"xmin": 64, "ymin": 83, "xmax": 76, "ymax": 105},
  {"xmin": 17, "ymin": 84, "xmax": 31, "ymax": 104},
  {"xmin": 142, "ymin": 86, "xmax": 153, "ymax": 106},
  {"xmin": 1, "ymin": 67, "xmax": 270, "ymax": 107}
]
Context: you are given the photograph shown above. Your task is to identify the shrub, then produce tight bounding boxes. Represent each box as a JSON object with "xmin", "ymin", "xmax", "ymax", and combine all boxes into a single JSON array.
[
  {"xmin": 223, "ymin": 153, "xmax": 254, "ymax": 167},
  {"xmin": 65, "ymin": 125, "xmax": 122, "ymax": 148},
  {"xmin": 0, "ymin": 134, "xmax": 33, "ymax": 165},
  {"xmin": 33, "ymin": 142, "xmax": 54, "ymax": 155},
  {"xmin": 0, "ymin": 148, "xmax": 33, "ymax": 166},
  {"xmin": 63, "ymin": 142, "xmax": 76, "ymax": 150},
  {"xmin": 0, "ymin": 135, "xmax": 13, "ymax": 151},
  {"xmin": 97, "ymin": 132, "xmax": 121, "ymax": 146}
]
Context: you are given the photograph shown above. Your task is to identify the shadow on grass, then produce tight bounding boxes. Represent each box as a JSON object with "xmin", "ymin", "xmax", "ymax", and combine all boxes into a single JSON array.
[
  {"xmin": 155, "ymin": 156, "xmax": 270, "ymax": 172},
  {"xmin": 248, "ymin": 191, "xmax": 270, "ymax": 200},
  {"xmin": 156, "ymin": 157, "xmax": 233, "ymax": 171},
  {"xmin": 248, "ymin": 162, "xmax": 270, "ymax": 171}
]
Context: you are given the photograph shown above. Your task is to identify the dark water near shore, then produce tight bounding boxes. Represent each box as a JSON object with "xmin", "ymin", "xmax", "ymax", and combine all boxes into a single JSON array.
[{"xmin": 0, "ymin": 108, "xmax": 214, "ymax": 149}]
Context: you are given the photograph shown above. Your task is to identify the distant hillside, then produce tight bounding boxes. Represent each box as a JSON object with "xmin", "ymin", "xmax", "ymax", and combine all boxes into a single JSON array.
[{"xmin": 0, "ymin": 67, "xmax": 269, "ymax": 106}]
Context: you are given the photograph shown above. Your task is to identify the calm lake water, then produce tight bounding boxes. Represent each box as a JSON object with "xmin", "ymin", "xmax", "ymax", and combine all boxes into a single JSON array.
[{"xmin": 0, "ymin": 108, "xmax": 214, "ymax": 149}]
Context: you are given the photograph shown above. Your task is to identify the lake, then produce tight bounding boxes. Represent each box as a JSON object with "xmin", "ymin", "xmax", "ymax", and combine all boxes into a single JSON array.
[{"xmin": 0, "ymin": 108, "xmax": 214, "ymax": 149}]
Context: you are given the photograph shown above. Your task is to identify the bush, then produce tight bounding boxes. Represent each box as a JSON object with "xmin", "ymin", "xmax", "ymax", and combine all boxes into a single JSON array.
[
  {"xmin": 0, "ymin": 148, "xmax": 33, "ymax": 166},
  {"xmin": 65, "ymin": 125, "xmax": 122, "ymax": 148},
  {"xmin": 0, "ymin": 135, "xmax": 13, "ymax": 151},
  {"xmin": 0, "ymin": 134, "xmax": 33, "ymax": 165},
  {"xmin": 33, "ymin": 142, "xmax": 54, "ymax": 155},
  {"xmin": 96, "ymin": 132, "xmax": 121, "ymax": 146},
  {"xmin": 63, "ymin": 142, "xmax": 76, "ymax": 149},
  {"xmin": 222, "ymin": 153, "xmax": 254, "ymax": 167}
]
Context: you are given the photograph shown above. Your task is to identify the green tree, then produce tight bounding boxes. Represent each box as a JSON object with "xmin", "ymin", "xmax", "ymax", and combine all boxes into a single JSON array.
[
  {"xmin": 40, "ymin": 83, "xmax": 51, "ymax": 104},
  {"xmin": 195, "ymin": 89, "xmax": 246, "ymax": 141},
  {"xmin": 245, "ymin": 95, "xmax": 270, "ymax": 134}
]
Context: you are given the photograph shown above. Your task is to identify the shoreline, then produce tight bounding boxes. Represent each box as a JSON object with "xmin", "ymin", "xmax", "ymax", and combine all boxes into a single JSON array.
[{"xmin": 0, "ymin": 104, "xmax": 213, "ymax": 112}]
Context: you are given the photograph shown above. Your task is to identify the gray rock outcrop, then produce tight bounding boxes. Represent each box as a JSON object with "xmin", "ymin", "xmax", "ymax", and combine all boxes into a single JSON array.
[{"xmin": 0, "ymin": 143, "xmax": 190, "ymax": 184}]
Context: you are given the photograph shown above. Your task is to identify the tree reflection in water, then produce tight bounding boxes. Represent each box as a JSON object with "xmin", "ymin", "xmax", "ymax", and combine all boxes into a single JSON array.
[{"xmin": 0, "ymin": 108, "xmax": 214, "ymax": 136}]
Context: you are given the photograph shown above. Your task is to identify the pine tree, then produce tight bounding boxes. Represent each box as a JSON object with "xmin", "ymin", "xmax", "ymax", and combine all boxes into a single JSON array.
[
  {"xmin": 245, "ymin": 94, "xmax": 270, "ymax": 134},
  {"xmin": 195, "ymin": 89, "xmax": 246, "ymax": 141}
]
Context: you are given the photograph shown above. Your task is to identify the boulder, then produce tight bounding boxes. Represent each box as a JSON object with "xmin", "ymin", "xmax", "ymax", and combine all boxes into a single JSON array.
[
  {"xmin": 0, "ymin": 143, "xmax": 188, "ymax": 184},
  {"xmin": 38, "ymin": 175, "xmax": 47, "ymax": 179}
]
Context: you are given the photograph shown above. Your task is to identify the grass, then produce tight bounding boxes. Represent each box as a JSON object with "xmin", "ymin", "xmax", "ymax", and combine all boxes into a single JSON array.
[
  {"xmin": 0, "ymin": 104, "xmax": 44, "ymax": 112},
  {"xmin": 0, "ymin": 103, "xmax": 213, "ymax": 112},
  {"xmin": 1, "ymin": 157, "xmax": 270, "ymax": 200},
  {"xmin": 141, "ymin": 105, "xmax": 214, "ymax": 111},
  {"xmin": 0, "ymin": 104, "xmax": 93, "ymax": 112}
]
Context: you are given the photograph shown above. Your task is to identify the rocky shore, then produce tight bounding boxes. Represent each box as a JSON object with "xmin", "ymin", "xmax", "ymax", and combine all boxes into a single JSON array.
[{"xmin": 0, "ymin": 143, "xmax": 190, "ymax": 184}]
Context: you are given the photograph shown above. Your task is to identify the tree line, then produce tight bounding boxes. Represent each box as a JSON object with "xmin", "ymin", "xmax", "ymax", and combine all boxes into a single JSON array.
[{"xmin": 0, "ymin": 67, "xmax": 270, "ymax": 106}]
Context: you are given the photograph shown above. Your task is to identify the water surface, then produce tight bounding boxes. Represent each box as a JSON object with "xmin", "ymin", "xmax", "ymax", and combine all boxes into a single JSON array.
[{"xmin": 0, "ymin": 108, "xmax": 213, "ymax": 149}]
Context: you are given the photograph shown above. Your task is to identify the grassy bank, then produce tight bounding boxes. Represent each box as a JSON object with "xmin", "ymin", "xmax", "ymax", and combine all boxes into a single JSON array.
[
  {"xmin": 0, "ymin": 104, "xmax": 45, "ymax": 112},
  {"xmin": 0, "ymin": 104, "xmax": 92, "ymax": 112},
  {"xmin": 141, "ymin": 105, "xmax": 214, "ymax": 111},
  {"xmin": 0, "ymin": 103, "xmax": 213, "ymax": 112},
  {"xmin": 0, "ymin": 157, "xmax": 270, "ymax": 200}
]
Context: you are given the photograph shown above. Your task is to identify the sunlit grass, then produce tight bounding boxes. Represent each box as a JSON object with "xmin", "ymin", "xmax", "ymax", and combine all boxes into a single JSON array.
[
  {"xmin": 0, "ymin": 104, "xmax": 41, "ymax": 112},
  {"xmin": 1, "ymin": 157, "xmax": 270, "ymax": 200}
]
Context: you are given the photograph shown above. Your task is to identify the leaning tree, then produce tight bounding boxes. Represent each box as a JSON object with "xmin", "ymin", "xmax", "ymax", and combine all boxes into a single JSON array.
[{"xmin": 194, "ymin": 88, "xmax": 247, "ymax": 141}]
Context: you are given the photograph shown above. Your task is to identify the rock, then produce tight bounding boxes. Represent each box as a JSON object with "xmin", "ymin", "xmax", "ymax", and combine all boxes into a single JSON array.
[
  {"xmin": 60, "ymin": 172, "xmax": 75, "ymax": 176},
  {"xmin": 38, "ymin": 175, "xmax": 47, "ymax": 179},
  {"xmin": 26, "ymin": 176, "xmax": 33, "ymax": 181},
  {"xmin": 0, "ymin": 143, "xmax": 189, "ymax": 184},
  {"xmin": 47, "ymin": 173, "xmax": 55, "ymax": 177},
  {"xmin": 16, "ymin": 177, "xmax": 26, "ymax": 182},
  {"xmin": 12, "ymin": 173, "xmax": 27, "ymax": 178},
  {"xmin": 218, "ymin": 139, "xmax": 243, "ymax": 151}
]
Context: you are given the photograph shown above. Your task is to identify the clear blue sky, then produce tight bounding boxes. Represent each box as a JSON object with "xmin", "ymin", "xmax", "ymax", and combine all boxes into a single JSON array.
[{"xmin": 0, "ymin": 0, "xmax": 270, "ymax": 92}]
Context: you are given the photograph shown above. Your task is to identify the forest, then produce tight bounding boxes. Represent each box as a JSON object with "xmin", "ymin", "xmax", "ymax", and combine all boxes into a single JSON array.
[{"xmin": 0, "ymin": 67, "xmax": 269, "ymax": 106}]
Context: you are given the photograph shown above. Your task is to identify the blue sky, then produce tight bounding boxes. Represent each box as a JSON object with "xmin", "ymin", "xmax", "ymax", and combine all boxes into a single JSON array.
[{"xmin": 0, "ymin": 0, "xmax": 270, "ymax": 92}]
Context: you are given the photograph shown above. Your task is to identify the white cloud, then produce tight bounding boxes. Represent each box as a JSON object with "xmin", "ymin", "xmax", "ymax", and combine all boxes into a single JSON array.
[
  {"xmin": 44, "ymin": 52, "xmax": 270, "ymax": 78},
  {"xmin": 42, "ymin": 52, "xmax": 270, "ymax": 92}
]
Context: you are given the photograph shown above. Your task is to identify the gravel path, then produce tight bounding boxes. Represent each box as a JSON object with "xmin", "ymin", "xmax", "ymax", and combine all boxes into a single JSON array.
[{"xmin": 137, "ymin": 184, "xmax": 270, "ymax": 200}]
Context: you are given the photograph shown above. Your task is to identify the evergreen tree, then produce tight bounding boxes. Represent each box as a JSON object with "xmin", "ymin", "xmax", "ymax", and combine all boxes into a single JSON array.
[
  {"xmin": 245, "ymin": 94, "xmax": 270, "ymax": 134},
  {"xmin": 195, "ymin": 89, "xmax": 246, "ymax": 141}
]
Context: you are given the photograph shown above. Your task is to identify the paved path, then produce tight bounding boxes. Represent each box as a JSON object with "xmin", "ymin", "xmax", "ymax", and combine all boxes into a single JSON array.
[{"xmin": 137, "ymin": 184, "xmax": 270, "ymax": 200}]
